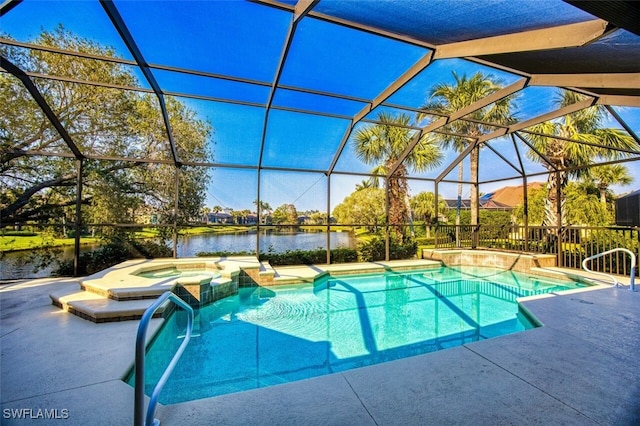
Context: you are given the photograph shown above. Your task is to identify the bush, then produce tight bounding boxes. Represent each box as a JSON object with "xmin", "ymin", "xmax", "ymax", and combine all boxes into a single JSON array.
[
  {"xmin": 357, "ymin": 236, "xmax": 418, "ymax": 262},
  {"xmin": 53, "ymin": 239, "xmax": 172, "ymax": 276},
  {"xmin": 260, "ymin": 248, "xmax": 358, "ymax": 266},
  {"xmin": 415, "ymin": 237, "xmax": 435, "ymax": 246},
  {"xmin": 130, "ymin": 240, "xmax": 172, "ymax": 258},
  {"xmin": 1, "ymin": 230, "xmax": 38, "ymax": 237},
  {"xmin": 197, "ymin": 248, "xmax": 359, "ymax": 266}
]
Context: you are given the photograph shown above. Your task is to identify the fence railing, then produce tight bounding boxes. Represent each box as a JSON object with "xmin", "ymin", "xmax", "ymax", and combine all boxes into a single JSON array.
[{"xmin": 434, "ymin": 224, "xmax": 639, "ymax": 276}]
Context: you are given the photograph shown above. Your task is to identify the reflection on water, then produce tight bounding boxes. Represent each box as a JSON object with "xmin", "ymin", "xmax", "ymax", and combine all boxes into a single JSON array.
[
  {"xmin": 0, "ymin": 245, "xmax": 97, "ymax": 281},
  {"xmin": 1, "ymin": 231, "xmax": 356, "ymax": 280},
  {"xmin": 176, "ymin": 230, "xmax": 355, "ymax": 255}
]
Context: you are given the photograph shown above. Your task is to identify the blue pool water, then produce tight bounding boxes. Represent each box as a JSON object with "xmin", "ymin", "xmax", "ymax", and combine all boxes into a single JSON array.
[
  {"xmin": 137, "ymin": 268, "xmax": 220, "ymax": 279},
  {"xmin": 129, "ymin": 266, "xmax": 587, "ymax": 404}
]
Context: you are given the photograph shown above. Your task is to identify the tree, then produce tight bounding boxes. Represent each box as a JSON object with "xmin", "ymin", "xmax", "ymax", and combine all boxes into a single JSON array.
[
  {"xmin": 410, "ymin": 191, "xmax": 447, "ymax": 237},
  {"xmin": 419, "ymin": 71, "xmax": 516, "ymax": 245},
  {"xmin": 0, "ymin": 27, "xmax": 212, "ymax": 232},
  {"xmin": 516, "ymin": 181, "xmax": 612, "ymax": 226},
  {"xmin": 332, "ymin": 187, "xmax": 385, "ymax": 232},
  {"xmin": 271, "ymin": 203, "xmax": 297, "ymax": 225},
  {"xmin": 309, "ymin": 211, "xmax": 327, "ymax": 224},
  {"xmin": 514, "ymin": 187, "xmax": 546, "ymax": 225},
  {"xmin": 253, "ymin": 199, "xmax": 272, "ymax": 224},
  {"xmin": 352, "ymin": 112, "xmax": 442, "ymax": 242},
  {"xmin": 564, "ymin": 181, "xmax": 611, "ymax": 226},
  {"xmin": 355, "ymin": 178, "xmax": 377, "ymax": 191},
  {"xmin": 585, "ymin": 164, "xmax": 633, "ymax": 206},
  {"xmin": 525, "ymin": 90, "xmax": 636, "ymax": 228}
]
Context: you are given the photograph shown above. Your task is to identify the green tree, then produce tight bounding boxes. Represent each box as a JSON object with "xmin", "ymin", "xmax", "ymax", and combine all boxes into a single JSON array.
[
  {"xmin": 514, "ymin": 187, "xmax": 546, "ymax": 225},
  {"xmin": 0, "ymin": 27, "xmax": 212, "ymax": 231},
  {"xmin": 253, "ymin": 199, "xmax": 272, "ymax": 224},
  {"xmin": 410, "ymin": 191, "xmax": 447, "ymax": 237},
  {"xmin": 352, "ymin": 112, "xmax": 442, "ymax": 242},
  {"xmin": 355, "ymin": 178, "xmax": 377, "ymax": 191},
  {"xmin": 564, "ymin": 181, "xmax": 611, "ymax": 226},
  {"xmin": 525, "ymin": 90, "xmax": 636, "ymax": 228},
  {"xmin": 419, "ymin": 72, "xmax": 516, "ymax": 245},
  {"xmin": 309, "ymin": 211, "xmax": 327, "ymax": 224},
  {"xmin": 585, "ymin": 164, "xmax": 633, "ymax": 206},
  {"xmin": 271, "ymin": 203, "xmax": 297, "ymax": 225},
  {"xmin": 332, "ymin": 187, "xmax": 385, "ymax": 232},
  {"xmin": 516, "ymin": 181, "xmax": 612, "ymax": 226}
]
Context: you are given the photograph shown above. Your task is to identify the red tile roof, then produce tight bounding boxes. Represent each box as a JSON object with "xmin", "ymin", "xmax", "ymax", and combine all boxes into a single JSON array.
[{"xmin": 490, "ymin": 182, "xmax": 544, "ymax": 207}]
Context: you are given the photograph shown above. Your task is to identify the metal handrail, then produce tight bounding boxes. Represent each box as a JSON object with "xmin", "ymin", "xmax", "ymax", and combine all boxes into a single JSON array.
[
  {"xmin": 582, "ymin": 248, "xmax": 636, "ymax": 291},
  {"xmin": 134, "ymin": 292, "xmax": 194, "ymax": 426}
]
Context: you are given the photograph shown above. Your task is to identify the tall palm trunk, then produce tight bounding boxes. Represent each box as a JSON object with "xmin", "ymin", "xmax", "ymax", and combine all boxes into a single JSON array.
[
  {"xmin": 470, "ymin": 144, "xmax": 479, "ymax": 248},
  {"xmin": 543, "ymin": 169, "xmax": 568, "ymax": 227},
  {"xmin": 388, "ymin": 165, "xmax": 410, "ymax": 244},
  {"xmin": 598, "ymin": 184, "xmax": 607, "ymax": 206},
  {"xmin": 543, "ymin": 137, "xmax": 569, "ymax": 229},
  {"xmin": 404, "ymin": 191, "xmax": 415, "ymax": 238},
  {"xmin": 456, "ymin": 162, "xmax": 463, "ymax": 247},
  {"xmin": 542, "ymin": 167, "xmax": 568, "ymax": 253}
]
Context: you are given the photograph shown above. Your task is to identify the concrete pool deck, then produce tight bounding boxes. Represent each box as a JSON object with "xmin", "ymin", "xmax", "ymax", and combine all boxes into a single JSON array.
[{"xmin": 1, "ymin": 265, "xmax": 639, "ymax": 425}]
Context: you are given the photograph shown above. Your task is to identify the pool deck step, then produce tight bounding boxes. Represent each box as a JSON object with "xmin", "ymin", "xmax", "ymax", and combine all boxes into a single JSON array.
[
  {"xmin": 270, "ymin": 259, "xmax": 441, "ymax": 285},
  {"xmin": 50, "ymin": 288, "xmax": 168, "ymax": 323}
]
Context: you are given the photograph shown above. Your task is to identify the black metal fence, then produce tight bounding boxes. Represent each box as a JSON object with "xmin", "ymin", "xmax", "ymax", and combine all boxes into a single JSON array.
[{"xmin": 434, "ymin": 224, "xmax": 639, "ymax": 276}]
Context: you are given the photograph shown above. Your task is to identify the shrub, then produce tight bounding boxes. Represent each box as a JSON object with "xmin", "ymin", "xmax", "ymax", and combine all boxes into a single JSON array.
[
  {"xmin": 357, "ymin": 236, "xmax": 418, "ymax": 262},
  {"xmin": 130, "ymin": 240, "xmax": 172, "ymax": 258},
  {"xmin": 1, "ymin": 230, "xmax": 38, "ymax": 237},
  {"xmin": 415, "ymin": 237, "xmax": 435, "ymax": 246},
  {"xmin": 53, "ymin": 239, "xmax": 172, "ymax": 276},
  {"xmin": 260, "ymin": 248, "xmax": 358, "ymax": 266},
  {"xmin": 197, "ymin": 248, "xmax": 359, "ymax": 266}
]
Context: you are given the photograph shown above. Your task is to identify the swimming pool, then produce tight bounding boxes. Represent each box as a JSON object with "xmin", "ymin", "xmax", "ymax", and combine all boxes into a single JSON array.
[{"xmin": 129, "ymin": 265, "xmax": 587, "ymax": 404}]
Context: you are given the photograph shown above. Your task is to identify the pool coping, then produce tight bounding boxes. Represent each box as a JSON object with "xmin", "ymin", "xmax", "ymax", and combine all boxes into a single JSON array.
[{"xmin": 2, "ymin": 260, "xmax": 639, "ymax": 425}]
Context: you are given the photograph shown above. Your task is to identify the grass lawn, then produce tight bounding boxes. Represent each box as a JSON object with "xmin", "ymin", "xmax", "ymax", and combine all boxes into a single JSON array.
[
  {"xmin": 0, "ymin": 234, "xmax": 102, "ymax": 252},
  {"xmin": 0, "ymin": 225, "xmax": 254, "ymax": 253}
]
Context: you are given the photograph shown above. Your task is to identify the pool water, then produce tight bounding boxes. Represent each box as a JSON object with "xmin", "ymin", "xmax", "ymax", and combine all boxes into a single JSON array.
[
  {"xmin": 129, "ymin": 266, "xmax": 587, "ymax": 404},
  {"xmin": 137, "ymin": 268, "xmax": 220, "ymax": 279}
]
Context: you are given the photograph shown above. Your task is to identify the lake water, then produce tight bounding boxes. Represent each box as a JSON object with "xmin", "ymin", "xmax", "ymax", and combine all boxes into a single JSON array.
[
  {"xmin": 177, "ymin": 230, "xmax": 356, "ymax": 255},
  {"xmin": 0, "ymin": 231, "xmax": 356, "ymax": 280}
]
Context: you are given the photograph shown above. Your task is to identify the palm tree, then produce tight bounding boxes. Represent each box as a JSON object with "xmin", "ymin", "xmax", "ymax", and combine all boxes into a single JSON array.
[
  {"xmin": 586, "ymin": 164, "xmax": 633, "ymax": 206},
  {"xmin": 410, "ymin": 191, "xmax": 448, "ymax": 238},
  {"xmin": 355, "ymin": 179, "xmax": 377, "ymax": 191},
  {"xmin": 419, "ymin": 72, "xmax": 516, "ymax": 246},
  {"xmin": 253, "ymin": 200, "xmax": 272, "ymax": 225},
  {"xmin": 525, "ymin": 90, "xmax": 636, "ymax": 228},
  {"xmin": 353, "ymin": 112, "xmax": 442, "ymax": 243},
  {"xmin": 201, "ymin": 206, "xmax": 211, "ymax": 223}
]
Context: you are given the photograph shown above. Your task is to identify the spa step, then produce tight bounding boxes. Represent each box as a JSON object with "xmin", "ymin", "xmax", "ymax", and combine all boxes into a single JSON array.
[
  {"xmin": 50, "ymin": 288, "xmax": 168, "ymax": 323},
  {"xmin": 80, "ymin": 278, "xmax": 175, "ymax": 301}
]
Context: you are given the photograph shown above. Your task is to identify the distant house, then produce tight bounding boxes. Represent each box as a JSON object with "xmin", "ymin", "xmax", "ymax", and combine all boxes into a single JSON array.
[
  {"xmin": 445, "ymin": 182, "xmax": 544, "ymax": 211},
  {"xmin": 444, "ymin": 197, "xmax": 511, "ymax": 211},
  {"xmin": 242, "ymin": 213, "xmax": 259, "ymax": 225},
  {"xmin": 486, "ymin": 182, "xmax": 544, "ymax": 208},
  {"xmin": 206, "ymin": 211, "xmax": 233, "ymax": 224}
]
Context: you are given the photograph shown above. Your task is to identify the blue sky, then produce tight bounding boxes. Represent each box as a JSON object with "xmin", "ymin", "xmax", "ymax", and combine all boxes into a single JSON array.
[{"xmin": 3, "ymin": 0, "xmax": 639, "ymax": 213}]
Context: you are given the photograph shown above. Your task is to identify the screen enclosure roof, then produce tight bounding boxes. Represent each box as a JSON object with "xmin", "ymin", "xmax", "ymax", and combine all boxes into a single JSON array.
[{"xmin": 1, "ymin": 0, "xmax": 639, "ymax": 189}]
